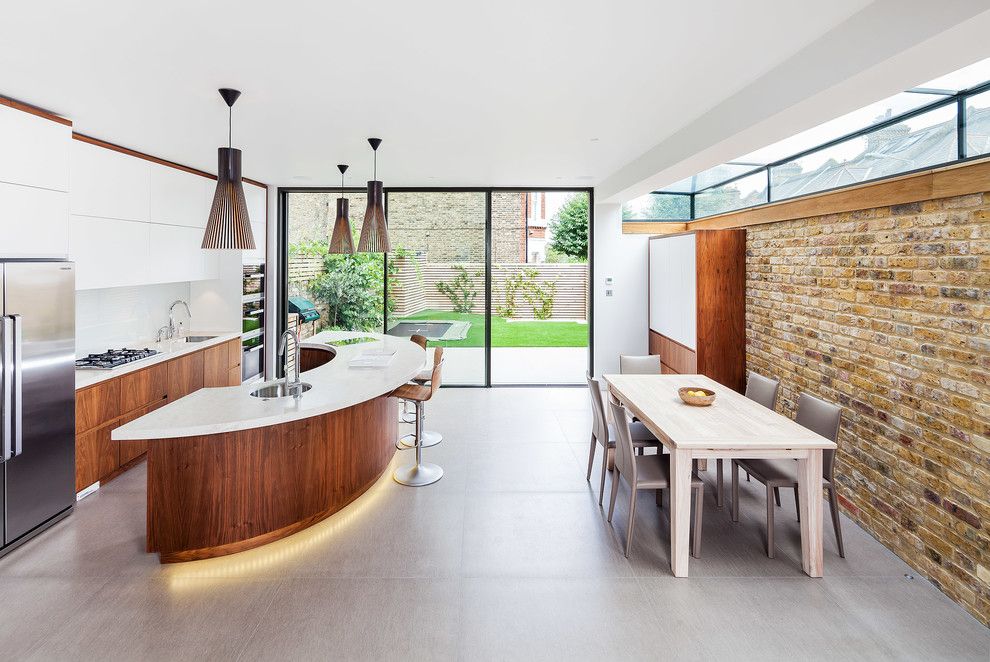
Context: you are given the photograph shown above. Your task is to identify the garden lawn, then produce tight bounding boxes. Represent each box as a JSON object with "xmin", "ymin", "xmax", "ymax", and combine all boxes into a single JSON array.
[{"xmin": 393, "ymin": 310, "xmax": 588, "ymax": 348}]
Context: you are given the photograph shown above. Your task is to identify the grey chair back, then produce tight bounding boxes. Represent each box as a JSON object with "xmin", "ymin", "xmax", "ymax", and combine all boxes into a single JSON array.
[
  {"xmin": 586, "ymin": 372, "xmax": 609, "ymax": 448},
  {"xmin": 619, "ymin": 355, "xmax": 660, "ymax": 374},
  {"xmin": 607, "ymin": 398, "xmax": 636, "ymax": 480},
  {"xmin": 795, "ymin": 392, "xmax": 842, "ymax": 480},
  {"xmin": 745, "ymin": 371, "xmax": 780, "ymax": 410}
]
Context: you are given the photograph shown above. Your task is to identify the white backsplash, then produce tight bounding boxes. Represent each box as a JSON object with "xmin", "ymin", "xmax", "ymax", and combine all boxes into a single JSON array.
[{"xmin": 76, "ymin": 282, "xmax": 192, "ymax": 357}]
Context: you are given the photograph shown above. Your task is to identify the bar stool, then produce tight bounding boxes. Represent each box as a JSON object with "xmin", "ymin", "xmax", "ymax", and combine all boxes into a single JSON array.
[
  {"xmin": 397, "ymin": 335, "xmax": 442, "ymax": 449},
  {"xmin": 392, "ymin": 346, "xmax": 445, "ymax": 487},
  {"xmin": 399, "ymin": 335, "xmax": 428, "ymax": 424}
]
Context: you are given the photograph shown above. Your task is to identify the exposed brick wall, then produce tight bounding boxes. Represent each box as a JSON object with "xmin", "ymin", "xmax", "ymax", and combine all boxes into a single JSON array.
[{"xmin": 746, "ymin": 192, "xmax": 990, "ymax": 626}]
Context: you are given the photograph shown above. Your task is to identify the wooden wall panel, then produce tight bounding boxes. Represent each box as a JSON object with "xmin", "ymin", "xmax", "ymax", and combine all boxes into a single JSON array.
[
  {"xmin": 147, "ymin": 395, "xmax": 398, "ymax": 562},
  {"xmin": 695, "ymin": 230, "xmax": 747, "ymax": 392}
]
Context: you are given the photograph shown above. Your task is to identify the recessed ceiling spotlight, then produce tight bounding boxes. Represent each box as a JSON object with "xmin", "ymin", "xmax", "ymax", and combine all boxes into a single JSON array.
[{"xmin": 590, "ymin": 137, "xmax": 599, "ymax": 142}]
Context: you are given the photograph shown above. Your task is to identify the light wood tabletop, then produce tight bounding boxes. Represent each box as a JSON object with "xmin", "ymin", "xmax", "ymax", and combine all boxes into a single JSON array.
[
  {"xmin": 603, "ymin": 374, "xmax": 836, "ymax": 452},
  {"xmin": 603, "ymin": 373, "xmax": 834, "ymax": 579}
]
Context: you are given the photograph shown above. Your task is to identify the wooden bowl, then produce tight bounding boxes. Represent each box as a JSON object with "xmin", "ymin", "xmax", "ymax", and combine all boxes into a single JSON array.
[{"xmin": 678, "ymin": 387, "xmax": 716, "ymax": 407}]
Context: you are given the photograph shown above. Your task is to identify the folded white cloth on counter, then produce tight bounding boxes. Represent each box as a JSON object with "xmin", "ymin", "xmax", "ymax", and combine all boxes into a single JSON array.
[{"xmin": 349, "ymin": 351, "xmax": 395, "ymax": 368}]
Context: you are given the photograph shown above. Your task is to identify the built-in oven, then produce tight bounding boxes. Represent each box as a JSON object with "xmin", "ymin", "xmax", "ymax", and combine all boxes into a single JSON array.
[{"xmin": 242, "ymin": 262, "xmax": 265, "ymax": 381}]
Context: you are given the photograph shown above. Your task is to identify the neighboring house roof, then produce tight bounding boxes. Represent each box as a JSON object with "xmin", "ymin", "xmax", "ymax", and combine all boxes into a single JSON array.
[{"xmin": 770, "ymin": 107, "xmax": 990, "ymax": 200}]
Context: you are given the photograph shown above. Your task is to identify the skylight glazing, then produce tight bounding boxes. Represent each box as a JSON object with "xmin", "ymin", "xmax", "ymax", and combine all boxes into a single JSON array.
[{"xmin": 624, "ymin": 57, "xmax": 990, "ymax": 222}]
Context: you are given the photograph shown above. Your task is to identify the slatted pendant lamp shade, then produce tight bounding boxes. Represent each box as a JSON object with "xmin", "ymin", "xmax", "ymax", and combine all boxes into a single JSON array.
[
  {"xmin": 357, "ymin": 138, "xmax": 391, "ymax": 253},
  {"xmin": 328, "ymin": 164, "xmax": 355, "ymax": 254},
  {"xmin": 202, "ymin": 88, "xmax": 256, "ymax": 250}
]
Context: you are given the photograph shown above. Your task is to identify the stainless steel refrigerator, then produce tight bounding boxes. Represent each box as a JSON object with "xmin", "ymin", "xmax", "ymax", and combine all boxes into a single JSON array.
[{"xmin": 0, "ymin": 259, "xmax": 75, "ymax": 557}]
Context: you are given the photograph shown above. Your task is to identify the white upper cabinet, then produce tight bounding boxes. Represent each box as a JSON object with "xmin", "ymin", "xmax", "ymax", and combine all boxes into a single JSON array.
[
  {"xmin": 243, "ymin": 183, "xmax": 267, "ymax": 262},
  {"xmin": 0, "ymin": 105, "xmax": 70, "ymax": 192},
  {"xmin": 149, "ymin": 164, "xmax": 212, "ymax": 228},
  {"xmin": 70, "ymin": 140, "xmax": 150, "ymax": 222},
  {"xmin": 70, "ymin": 215, "xmax": 150, "ymax": 290},
  {"xmin": 148, "ymin": 224, "xmax": 219, "ymax": 284},
  {"xmin": 0, "ymin": 181, "xmax": 69, "ymax": 257}
]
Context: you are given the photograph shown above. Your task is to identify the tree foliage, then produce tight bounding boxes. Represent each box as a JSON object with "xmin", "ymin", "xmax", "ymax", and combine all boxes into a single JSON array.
[{"xmin": 548, "ymin": 193, "xmax": 589, "ymax": 260}]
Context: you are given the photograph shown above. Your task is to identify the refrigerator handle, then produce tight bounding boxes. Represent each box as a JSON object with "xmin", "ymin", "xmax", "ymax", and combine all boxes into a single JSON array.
[
  {"xmin": 0, "ymin": 315, "xmax": 12, "ymax": 461},
  {"xmin": 11, "ymin": 314, "xmax": 22, "ymax": 457}
]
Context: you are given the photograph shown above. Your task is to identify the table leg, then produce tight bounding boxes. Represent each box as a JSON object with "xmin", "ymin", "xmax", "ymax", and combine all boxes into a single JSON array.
[
  {"xmin": 669, "ymin": 448, "xmax": 693, "ymax": 577},
  {"xmin": 797, "ymin": 450, "xmax": 824, "ymax": 577}
]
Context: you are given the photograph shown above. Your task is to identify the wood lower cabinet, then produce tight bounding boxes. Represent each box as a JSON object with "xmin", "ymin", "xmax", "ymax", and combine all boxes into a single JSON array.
[
  {"xmin": 75, "ymin": 339, "xmax": 242, "ymax": 492},
  {"xmin": 75, "ymin": 424, "xmax": 116, "ymax": 492},
  {"xmin": 167, "ymin": 350, "xmax": 205, "ymax": 399}
]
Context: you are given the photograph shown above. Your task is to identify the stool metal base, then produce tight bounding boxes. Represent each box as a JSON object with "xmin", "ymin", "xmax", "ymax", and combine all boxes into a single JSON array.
[
  {"xmin": 393, "ymin": 462, "xmax": 443, "ymax": 487},
  {"xmin": 397, "ymin": 430, "xmax": 441, "ymax": 449}
]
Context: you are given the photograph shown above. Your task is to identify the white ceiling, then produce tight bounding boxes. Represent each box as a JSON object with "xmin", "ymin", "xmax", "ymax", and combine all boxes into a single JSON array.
[
  {"xmin": 3, "ymin": 1, "xmax": 986, "ymax": 195},
  {"xmin": 1, "ymin": 0, "xmax": 879, "ymax": 188}
]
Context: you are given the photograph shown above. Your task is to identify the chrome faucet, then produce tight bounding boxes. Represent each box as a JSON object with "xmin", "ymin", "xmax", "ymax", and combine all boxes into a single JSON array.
[
  {"xmin": 168, "ymin": 300, "xmax": 191, "ymax": 340},
  {"xmin": 278, "ymin": 329, "xmax": 302, "ymax": 398}
]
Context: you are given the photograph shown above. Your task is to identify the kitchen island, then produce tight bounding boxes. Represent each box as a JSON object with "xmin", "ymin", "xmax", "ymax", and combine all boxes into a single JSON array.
[{"xmin": 112, "ymin": 331, "xmax": 424, "ymax": 563}]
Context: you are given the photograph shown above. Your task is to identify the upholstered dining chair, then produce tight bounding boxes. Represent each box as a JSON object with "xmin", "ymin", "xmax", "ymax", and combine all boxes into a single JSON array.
[
  {"xmin": 731, "ymin": 392, "xmax": 845, "ymax": 559},
  {"xmin": 586, "ymin": 372, "xmax": 661, "ymax": 505},
  {"xmin": 619, "ymin": 354, "xmax": 661, "ymax": 374},
  {"xmin": 607, "ymin": 398, "xmax": 704, "ymax": 558},
  {"xmin": 715, "ymin": 371, "xmax": 780, "ymax": 507}
]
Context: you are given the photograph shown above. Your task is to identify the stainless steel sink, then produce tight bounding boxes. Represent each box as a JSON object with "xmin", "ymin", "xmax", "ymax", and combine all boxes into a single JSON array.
[
  {"xmin": 184, "ymin": 335, "xmax": 218, "ymax": 342},
  {"xmin": 249, "ymin": 380, "xmax": 313, "ymax": 399}
]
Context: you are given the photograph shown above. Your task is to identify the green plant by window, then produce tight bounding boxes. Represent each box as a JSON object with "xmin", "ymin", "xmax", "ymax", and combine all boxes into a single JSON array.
[
  {"xmin": 520, "ymin": 268, "xmax": 556, "ymax": 320},
  {"xmin": 496, "ymin": 270, "xmax": 525, "ymax": 318},
  {"xmin": 436, "ymin": 264, "xmax": 481, "ymax": 313}
]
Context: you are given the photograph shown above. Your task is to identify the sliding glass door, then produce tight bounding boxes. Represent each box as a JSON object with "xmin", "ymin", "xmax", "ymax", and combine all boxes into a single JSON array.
[
  {"xmin": 489, "ymin": 191, "xmax": 589, "ymax": 384},
  {"xmin": 279, "ymin": 187, "xmax": 591, "ymax": 385},
  {"xmin": 385, "ymin": 191, "xmax": 487, "ymax": 385}
]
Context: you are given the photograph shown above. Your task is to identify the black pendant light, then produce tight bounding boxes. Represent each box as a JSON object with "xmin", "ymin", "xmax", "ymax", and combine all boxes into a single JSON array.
[
  {"xmin": 357, "ymin": 137, "xmax": 390, "ymax": 253},
  {"xmin": 328, "ymin": 164, "xmax": 355, "ymax": 254},
  {"xmin": 202, "ymin": 88, "xmax": 256, "ymax": 250}
]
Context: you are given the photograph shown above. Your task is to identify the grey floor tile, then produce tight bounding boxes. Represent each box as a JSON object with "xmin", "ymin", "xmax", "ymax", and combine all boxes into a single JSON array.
[
  {"xmin": 0, "ymin": 576, "xmax": 111, "ymax": 658},
  {"xmin": 459, "ymin": 577, "xmax": 677, "ymax": 662},
  {"xmin": 820, "ymin": 576, "xmax": 990, "ymax": 661},
  {"xmin": 26, "ymin": 576, "xmax": 279, "ymax": 662},
  {"xmin": 464, "ymin": 441, "xmax": 587, "ymax": 493},
  {"xmin": 640, "ymin": 576, "xmax": 892, "ymax": 660},
  {"xmin": 238, "ymin": 577, "xmax": 461, "ymax": 662},
  {"xmin": 0, "ymin": 488, "xmax": 159, "ymax": 579},
  {"xmin": 462, "ymin": 491, "xmax": 634, "ymax": 578}
]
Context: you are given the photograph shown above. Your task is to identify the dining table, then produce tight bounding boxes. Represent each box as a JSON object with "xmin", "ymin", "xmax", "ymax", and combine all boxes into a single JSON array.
[{"xmin": 603, "ymin": 373, "xmax": 838, "ymax": 578}]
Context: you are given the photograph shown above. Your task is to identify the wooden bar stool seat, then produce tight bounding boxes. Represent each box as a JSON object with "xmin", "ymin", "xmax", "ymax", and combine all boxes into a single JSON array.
[{"xmin": 391, "ymin": 346, "xmax": 444, "ymax": 487}]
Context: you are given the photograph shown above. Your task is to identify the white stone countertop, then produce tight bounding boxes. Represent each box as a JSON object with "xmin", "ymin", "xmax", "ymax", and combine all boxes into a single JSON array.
[
  {"xmin": 111, "ymin": 330, "xmax": 425, "ymax": 441},
  {"xmin": 75, "ymin": 331, "xmax": 242, "ymax": 390}
]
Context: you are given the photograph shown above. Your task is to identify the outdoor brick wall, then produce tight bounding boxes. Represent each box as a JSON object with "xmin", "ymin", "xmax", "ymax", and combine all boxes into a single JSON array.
[
  {"xmin": 387, "ymin": 192, "xmax": 487, "ymax": 261},
  {"xmin": 746, "ymin": 192, "xmax": 990, "ymax": 626}
]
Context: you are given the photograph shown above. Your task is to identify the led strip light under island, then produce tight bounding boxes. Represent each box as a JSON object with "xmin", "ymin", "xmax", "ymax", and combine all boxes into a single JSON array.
[{"xmin": 112, "ymin": 331, "xmax": 425, "ymax": 563}]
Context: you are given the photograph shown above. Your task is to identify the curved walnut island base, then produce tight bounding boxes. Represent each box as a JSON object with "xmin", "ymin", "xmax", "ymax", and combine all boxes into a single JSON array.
[{"xmin": 112, "ymin": 331, "xmax": 424, "ymax": 563}]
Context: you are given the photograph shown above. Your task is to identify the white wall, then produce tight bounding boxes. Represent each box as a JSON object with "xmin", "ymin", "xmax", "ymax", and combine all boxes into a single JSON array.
[
  {"xmin": 592, "ymin": 201, "xmax": 649, "ymax": 376},
  {"xmin": 75, "ymin": 282, "xmax": 191, "ymax": 356}
]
